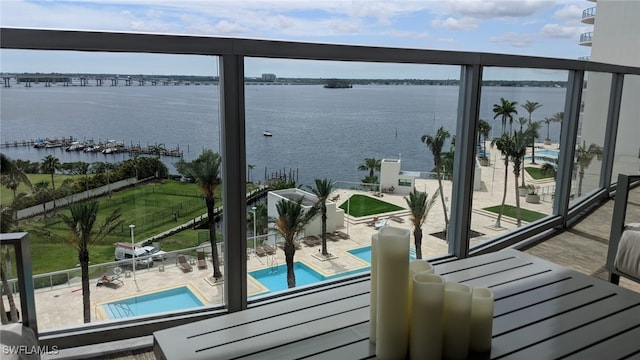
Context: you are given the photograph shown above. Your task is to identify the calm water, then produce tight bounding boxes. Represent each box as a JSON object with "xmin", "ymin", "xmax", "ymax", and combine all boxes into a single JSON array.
[
  {"xmin": 103, "ymin": 286, "xmax": 203, "ymax": 319},
  {"xmin": 0, "ymin": 84, "xmax": 566, "ymax": 187}
]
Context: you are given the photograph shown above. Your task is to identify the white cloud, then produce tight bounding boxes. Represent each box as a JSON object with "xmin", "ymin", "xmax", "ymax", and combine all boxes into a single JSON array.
[
  {"xmin": 438, "ymin": 37, "xmax": 458, "ymax": 44},
  {"xmin": 387, "ymin": 30, "xmax": 429, "ymax": 39},
  {"xmin": 554, "ymin": 4, "xmax": 583, "ymax": 21},
  {"xmin": 440, "ymin": 0, "xmax": 555, "ymax": 19},
  {"xmin": 489, "ymin": 32, "xmax": 535, "ymax": 48},
  {"xmin": 431, "ymin": 17, "xmax": 478, "ymax": 31},
  {"xmin": 540, "ymin": 23, "xmax": 581, "ymax": 39}
]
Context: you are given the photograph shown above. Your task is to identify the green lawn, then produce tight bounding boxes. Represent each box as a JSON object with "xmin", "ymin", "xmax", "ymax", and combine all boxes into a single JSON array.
[
  {"xmin": 0, "ymin": 174, "xmax": 83, "ymax": 203},
  {"xmin": 339, "ymin": 194, "xmax": 404, "ymax": 217},
  {"xmin": 483, "ymin": 204, "xmax": 547, "ymax": 223},
  {"xmin": 19, "ymin": 180, "xmax": 222, "ymax": 274},
  {"xmin": 525, "ymin": 167, "xmax": 554, "ymax": 180}
]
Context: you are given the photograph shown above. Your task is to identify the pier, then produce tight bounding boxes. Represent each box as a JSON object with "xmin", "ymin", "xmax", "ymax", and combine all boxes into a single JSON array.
[{"xmin": 0, "ymin": 136, "xmax": 184, "ymax": 158}]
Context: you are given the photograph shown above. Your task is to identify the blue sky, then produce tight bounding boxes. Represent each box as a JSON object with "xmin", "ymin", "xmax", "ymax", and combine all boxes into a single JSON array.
[{"xmin": 0, "ymin": 0, "xmax": 592, "ymax": 79}]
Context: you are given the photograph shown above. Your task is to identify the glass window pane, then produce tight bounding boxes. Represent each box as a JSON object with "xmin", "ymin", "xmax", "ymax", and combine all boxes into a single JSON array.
[
  {"xmin": 470, "ymin": 67, "xmax": 567, "ymax": 247},
  {"xmin": 612, "ymin": 74, "xmax": 640, "ymax": 179},
  {"xmin": 0, "ymin": 50, "xmax": 221, "ymax": 330},
  {"xmin": 244, "ymin": 58, "xmax": 459, "ymax": 298},
  {"xmin": 570, "ymin": 72, "xmax": 611, "ymax": 205}
]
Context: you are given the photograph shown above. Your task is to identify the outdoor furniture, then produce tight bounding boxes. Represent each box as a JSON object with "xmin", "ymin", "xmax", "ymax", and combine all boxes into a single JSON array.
[
  {"xmin": 336, "ymin": 231, "xmax": 349, "ymax": 240},
  {"xmin": 263, "ymin": 244, "xmax": 276, "ymax": 255},
  {"xmin": 177, "ymin": 255, "xmax": 193, "ymax": 272},
  {"xmin": 154, "ymin": 249, "xmax": 640, "ymax": 359},
  {"xmin": 96, "ymin": 274, "xmax": 123, "ymax": 288},
  {"xmin": 389, "ymin": 215, "xmax": 405, "ymax": 224},
  {"xmin": 607, "ymin": 174, "xmax": 640, "ymax": 285},
  {"xmin": 255, "ymin": 246, "xmax": 266, "ymax": 257},
  {"xmin": 196, "ymin": 250, "xmax": 208, "ymax": 270},
  {"xmin": 302, "ymin": 236, "xmax": 320, "ymax": 247}
]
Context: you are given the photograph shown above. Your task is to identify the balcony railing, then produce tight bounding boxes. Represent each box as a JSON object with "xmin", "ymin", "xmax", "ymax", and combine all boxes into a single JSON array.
[
  {"xmin": 582, "ymin": 7, "xmax": 596, "ymax": 24},
  {"xmin": 580, "ymin": 31, "xmax": 593, "ymax": 46},
  {"xmin": 1, "ymin": 27, "xmax": 640, "ymax": 351}
]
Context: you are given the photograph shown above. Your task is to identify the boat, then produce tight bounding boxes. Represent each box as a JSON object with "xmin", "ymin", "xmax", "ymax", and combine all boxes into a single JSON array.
[{"xmin": 263, "ymin": 130, "xmax": 272, "ymax": 137}]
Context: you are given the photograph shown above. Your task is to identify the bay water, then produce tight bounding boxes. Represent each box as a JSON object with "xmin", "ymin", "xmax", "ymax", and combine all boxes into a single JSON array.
[{"xmin": 0, "ymin": 84, "xmax": 565, "ymax": 187}]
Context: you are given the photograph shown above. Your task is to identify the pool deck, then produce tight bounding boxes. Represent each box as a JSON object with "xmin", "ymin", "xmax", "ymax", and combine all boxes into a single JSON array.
[{"xmin": 25, "ymin": 141, "xmax": 567, "ymax": 331}]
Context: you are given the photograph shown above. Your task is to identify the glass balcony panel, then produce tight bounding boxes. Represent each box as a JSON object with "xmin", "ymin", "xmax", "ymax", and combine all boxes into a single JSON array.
[
  {"xmin": 244, "ymin": 58, "xmax": 460, "ymax": 299},
  {"xmin": 471, "ymin": 67, "xmax": 568, "ymax": 247},
  {"xmin": 0, "ymin": 50, "xmax": 222, "ymax": 330},
  {"xmin": 612, "ymin": 74, "xmax": 640, "ymax": 179},
  {"xmin": 570, "ymin": 72, "xmax": 611, "ymax": 205}
]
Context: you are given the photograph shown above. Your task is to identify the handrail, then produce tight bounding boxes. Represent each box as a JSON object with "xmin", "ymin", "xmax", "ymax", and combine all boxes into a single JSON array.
[{"xmin": 1, "ymin": 27, "xmax": 639, "ymax": 75}]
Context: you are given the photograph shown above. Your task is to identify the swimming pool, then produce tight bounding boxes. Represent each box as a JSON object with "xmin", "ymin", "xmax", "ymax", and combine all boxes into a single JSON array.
[
  {"xmin": 102, "ymin": 285, "xmax": 204, "ymax": 319},
  {"xmin": 249, "ymin": 261, "xmax": 368, "ymax": 295},
  {"xmin": 348, "ymin": 246, "xmax": 416, "ymax": 263},
  {"xmin": 536, "ymin": 149, "xmax": 559, "ymax": 157}
]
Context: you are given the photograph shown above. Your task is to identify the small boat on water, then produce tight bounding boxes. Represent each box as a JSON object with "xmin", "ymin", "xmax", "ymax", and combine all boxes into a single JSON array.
[{"xmin": 263, "ymin": 130, "xmax": 273, "ymax": 137}]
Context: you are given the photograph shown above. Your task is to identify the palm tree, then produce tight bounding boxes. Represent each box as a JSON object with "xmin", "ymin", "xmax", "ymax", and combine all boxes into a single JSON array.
[
  {"xmin": 361, "ymin": 174, "xmax": 379, "ymax": 191},
  {"xmin": 1, "ymin": 155, "xmax": 33, "ymax": 203},
  {"xmin": 491, "ymin": 133, "xmax": 513, "ymax": 228},
  {"xmin": 308, "ymin": 178, "xmax": 335, "ymax": 256},
  {"xmin": 478, "ymin": 119, "xmax": 492, "ymax": 156},
  {"xmin": 405, "ymin": 190, "xmax": 438, "ymax": 259},
  {"xmin": 521, "ymin": 101, "xmax": 542, "ymax": 163},
  {"xmin": 509, "ymin": 131, "xmax": 528, "ymax": 227},
  {"xmin": 33, "ymin": 181, "xmax": 51, "ymax": 218},
  {"xmin": 521, "ymin": 121, "xmax": 541, "ymax": 187},
  {"xmin": 421, "ymin": 126, "xmax": 450, "ymax": 237},
  {"xmin": 41, "ymin": 155, "xmax": 60, "ymax": 212},
  {"xmin": 273, "ymin": 197, "xmax": 317, "ymax": 288},
  {"xmin": 493, "ymin": 98, "xmax": 518, "ymax": 135},
  {"xmin": 575, "ymin": 141, "xmax": 603, "ymax": 197},
  {"xmin": 58, "ymin": 201, "xmax": 122, "ymax": 323},
  {"xmin": 358, "ymin": 158, "xmax": 381, "ymax": 178},
  {"xmin": 184, "ymin": 150, "xmax": 223, "ymax": 279},
  {"xmin": 542, "ymin": 117, "xmax": 553, "ymax": 142}
]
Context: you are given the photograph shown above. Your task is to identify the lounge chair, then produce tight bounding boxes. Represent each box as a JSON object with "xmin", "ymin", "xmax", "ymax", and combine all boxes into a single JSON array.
[
  {"xmin": 178, "ymin": 255, "xmax": 193, "ymax": 272},
  {"xmin": 96, "ymin": 274, "xmax": 123, "ymax": 288},
  {"xmin": 255, "ymin": 246, "xmax": 267, "ymax": 257},
  {"xmin": 263, "ymin": 244, "xmax": 276, "ymax": 255},
  {"xmin": 197, "ymin": 251, "xmax": 208, "ymax": 269}
]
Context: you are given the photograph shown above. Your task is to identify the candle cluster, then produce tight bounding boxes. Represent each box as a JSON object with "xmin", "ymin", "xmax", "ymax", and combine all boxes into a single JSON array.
[{"xmin": 370, "ymin": 226, "xmax": 494, "ymax": 360}]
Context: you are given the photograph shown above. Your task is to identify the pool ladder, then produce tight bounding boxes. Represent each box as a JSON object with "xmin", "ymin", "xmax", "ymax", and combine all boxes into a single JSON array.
[
  {"xmin": 108, "ymin": 303, "xmax": 134, "ymax": 318},
  {"xmin": 267, "ymin": 255, "xmax": 278, "ymax": 274}
]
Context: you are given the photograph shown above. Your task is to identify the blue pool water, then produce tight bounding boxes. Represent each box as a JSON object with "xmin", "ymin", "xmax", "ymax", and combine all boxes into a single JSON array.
[
  {"xmin": 536, "ymin": 149, "xmax": 559, "ymax": 157},
  {"xmin": 249, "ymin": 247, "xmax": 416, "ymax": 295},
  {"xmin": 103, "ymin": 286, "xmax": 203, "ymax": 319},
  {"xmin": 348, "ymin": 246, "xmax": 416, "ymax": 263},
  {"xmin": 249, "ymin": 262, "xmax": 368, "ymax": 294}
]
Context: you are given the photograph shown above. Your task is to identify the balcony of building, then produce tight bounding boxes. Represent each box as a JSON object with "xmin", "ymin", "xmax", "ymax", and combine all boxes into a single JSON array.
[
  {"xmin": 580, "ymin": 31, "xmax": 594, "ymax": 46},
  {"xmin": 582, "ymin": 7, "xmax": 596, "ymax": 24},
  {"xmin": 1, "ymin": 27, "xmax": 640, "ymax": 358}
]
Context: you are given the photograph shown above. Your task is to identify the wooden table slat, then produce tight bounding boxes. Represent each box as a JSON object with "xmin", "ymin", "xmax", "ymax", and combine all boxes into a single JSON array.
[
  {"xmin": 238, "ymin": 322, "xmax": 370, "ymax": 360},
  {"xmin": 154, "ymin": 249, "xmax": 640, "ymax": 360},
  {"xmin": 562, "ymin": 325, "xmax": 640, "ymax": 360},
  {"xmin": 500, "ymin": 304, "xmax": 640, "ymax": 359},
  {"xmin": 490, "ymin": 293, "xmax": 640, "ymax": 358}
]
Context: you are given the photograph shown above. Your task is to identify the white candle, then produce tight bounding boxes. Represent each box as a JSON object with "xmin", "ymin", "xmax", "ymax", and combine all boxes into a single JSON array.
[
  {"xmin": 442, "ymin": 282, "xmax": 472, "ymax": 360},
  {"xmin": 470, "ymin": 287, "xmax": 494, "ymax": 353},
  {"xmin": 407, "ymin": 260, "xmax": 435, "ymax": 331},
  {"xmin": 376, "ymin": 226, "xmax": 410, "ymax": 360},
  {"xmin": 410, "ymin": 273, "xmax": 444, "ymax": 360},
  {"xmin": 369, "ymin": 233, "xmax": 379, "ymax": 343}
]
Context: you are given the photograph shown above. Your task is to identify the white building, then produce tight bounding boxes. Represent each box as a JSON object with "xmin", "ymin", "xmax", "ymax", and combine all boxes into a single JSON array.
[
  {"xmin": 379, "ymin": 158, "xmax": 414, "ymax": 195},
  {"xmin": 579, "ymin": 0, "xmax": 640, "ymax": 184},
  {"xmin": 267, "ymin": 188, "xmax": 344, "ymax": 237}
]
